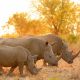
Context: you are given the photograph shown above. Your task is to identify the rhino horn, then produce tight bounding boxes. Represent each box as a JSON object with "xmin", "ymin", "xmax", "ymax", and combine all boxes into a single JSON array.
[
  {"xmin": 73, "ymin": 50, "xmax": 80, "ymax": 59},
  {"xmin": 57, "ymin": 55, "xmax": 62, "ymax": 61},
  {"xmin": 51, "ymin": 42, "xmax": 56, "ymax": 46}
]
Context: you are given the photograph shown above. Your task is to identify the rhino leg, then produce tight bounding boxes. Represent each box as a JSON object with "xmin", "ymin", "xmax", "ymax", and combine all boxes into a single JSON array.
[
  {"xmin": 26, "ymin": 63, "xmax": 41, "ymax": 75},
  {"xmin": 43, "ymin": 60, "xmax": 48, "ymax": 66},
  {"xmin": 0, "ymin": 67, "xmax": 3, "ymax": 75},
  {"xmin": 8, "ymin": 65, "xmax": 17, "ymax": 76},
  {"xmin": 18, "ymin": 63, "xmax": 24, "ymax": 77}
]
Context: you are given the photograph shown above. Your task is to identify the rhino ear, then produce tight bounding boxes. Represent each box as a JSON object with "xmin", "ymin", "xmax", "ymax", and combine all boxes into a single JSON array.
[{"xmin": 45, "ymin": 42, "xmax": 48, "ymax": 45}]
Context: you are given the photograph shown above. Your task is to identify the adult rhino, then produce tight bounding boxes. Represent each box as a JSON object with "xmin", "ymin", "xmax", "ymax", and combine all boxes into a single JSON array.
[
  {"xmin": 35, "ymin": 34, "xmax": 80, "ymax": 64},
  {"xmin": 0, "ymin": 38, "xmax": 58, "ymax": 66},
  {"xmin": 22, "ymin": 34, "xmax": 80, "ymax": 64},
  {"xmin": 0, "ymin": 45, "xmax": 39, "ymax": 76}
]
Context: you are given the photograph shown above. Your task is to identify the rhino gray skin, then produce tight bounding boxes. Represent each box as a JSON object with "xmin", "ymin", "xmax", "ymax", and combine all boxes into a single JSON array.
[
  {"xmin": 0, "ymin": 38, "xmax": 58, "ymax": 66},
  {"xmin": 35, "ymin": 34, "xmax": 80, "ymax": 64},
  {"xmin": 0, "ymin": 45, "xmax": 38, "ymax": 76},
  {"xmin": 24, "ymin": 34, "xmax": 80, "ymax": 64}
]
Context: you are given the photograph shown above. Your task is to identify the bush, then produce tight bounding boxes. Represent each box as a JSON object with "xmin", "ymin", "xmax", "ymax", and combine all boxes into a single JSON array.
[{"xmin": 67, "ymin": 34, "xmax": 79, "ymax": 43}]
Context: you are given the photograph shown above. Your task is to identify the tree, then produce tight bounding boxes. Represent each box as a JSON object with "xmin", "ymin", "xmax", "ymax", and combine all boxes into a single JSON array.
[
  {"xmin": 28, "ymin": 20, "xmax": 51, "ymax": 35},
  {"xmin": 34, "ymin": 0, "xmax": 77, "ymax": 35},
  {"xmin": 7, "ymin": 12, "xmax": 50, "ymax": 36},
  {"xmin": 76, "ymin": 4, "xmax": 80, "ymax": 35},
  {"xmin": 7, "ymin": 12, "xmax": 30, "ymax": 36}
]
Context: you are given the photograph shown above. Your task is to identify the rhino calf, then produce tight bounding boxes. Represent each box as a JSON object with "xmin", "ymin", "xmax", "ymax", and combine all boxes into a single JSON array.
[{"xmin": 0, "ymin": 45, "xmax": 38, "ymax": 76}]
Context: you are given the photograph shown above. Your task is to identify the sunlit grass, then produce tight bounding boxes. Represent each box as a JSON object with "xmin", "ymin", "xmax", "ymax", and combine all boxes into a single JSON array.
[{"xmin": 48, "ymin": 77, "xmax": 61, "ymax": 80}]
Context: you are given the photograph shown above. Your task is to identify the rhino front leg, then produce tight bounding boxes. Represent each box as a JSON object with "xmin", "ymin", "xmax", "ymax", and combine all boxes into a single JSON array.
[
  {"xmin": 26, "ymin": 64, "xmax": 40, "ymax": 75},
  {"xmin": 8, "ymin": 65, "xmax": 17, "ymax": 76},
  {"xmin": 43, "ymin": 60, "xmax": 48, "ymax": 66},
  {"xmin": 0, "ymin": 67, "xmax": 3, "ymax": 75},
  {"xmin": 18, "ymin": 63, "xmax": 24, "ymax": 77}
]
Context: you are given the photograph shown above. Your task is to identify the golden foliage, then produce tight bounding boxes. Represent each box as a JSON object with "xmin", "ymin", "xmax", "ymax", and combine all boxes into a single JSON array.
[
  {"xmin": 34, "ymin": 0, "xmax": 80, "ymax": 35},
  {"xmin": 7, "ymin": 12, "xmax": 30, "ymax": 36},
  {"xmin": 4, "ymin": 1, "xmax": 80, "ymax": 39},
  {"xmin": 7, "ymin": 12, "xmax": 51, "ymax": 36}
]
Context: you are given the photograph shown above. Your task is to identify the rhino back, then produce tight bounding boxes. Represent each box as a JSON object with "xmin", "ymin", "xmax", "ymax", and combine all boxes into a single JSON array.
[
  {"xmin": 0, "ymin": 46, "xmax": 18, "ymax": 66},
  {"xmin": 0, "ymin": 38, "xmax": 46, "ymax": 58},
  {"xmin": 22, "ymin": 38, "xmax": 46, "ymax": 57},
  {"xmin": 0, "ymin": 46, "xmax": 27, "ymax": 67},
  {"xmin": 36, "ymin": 34, "xmax": 63, "ymax": 54}
]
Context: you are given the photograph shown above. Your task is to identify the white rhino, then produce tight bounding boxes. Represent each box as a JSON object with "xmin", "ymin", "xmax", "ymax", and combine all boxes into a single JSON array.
[
  {"xmin": 22, "ymin": 34, "xmax": 80, "ymax": 64},
  {"xmin": 0, "ymin": 45, "xmax": 38, "ymax": 76},
  {"xmin": 35, "ymin": 34, "xmax": 80, "ymax": 64},
  {"xmin": 0, "ymin": 38, "xmax": 58, "ymax": 66}
]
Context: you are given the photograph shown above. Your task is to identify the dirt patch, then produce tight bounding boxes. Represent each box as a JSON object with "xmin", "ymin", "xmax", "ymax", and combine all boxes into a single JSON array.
[{"xmin": 0, "ymin": 56, "xmax": 80, "ymax": 80}]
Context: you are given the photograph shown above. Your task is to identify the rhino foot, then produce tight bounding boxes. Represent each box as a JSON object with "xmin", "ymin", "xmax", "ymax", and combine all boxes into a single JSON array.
[
  {"xmin": 20, "ymin": 74, "xmax": 26, "ymax": 77},
  {"xmin": 0, "ymin": 71, "xmax": 3, "ymax": 75},
  {"xmin": 31, "ymin": 68, "xmax": 42, "ymax": 75},
  {"xmin": 7, "ymin": 73, "xmax": 14, "ymax": 77}
]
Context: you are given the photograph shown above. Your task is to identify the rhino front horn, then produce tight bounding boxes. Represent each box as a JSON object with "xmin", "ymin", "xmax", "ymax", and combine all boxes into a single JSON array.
[
  {"xmin": 57, "ymin": 55, "xmax": 62, "ymax": 61},
  {"xmin": 51, "ymin": 42, "xmax": 56, "ymax": 46},
  {"xmin": 73, "ymin": 50, "xmax": 80, "ymax": 59}
]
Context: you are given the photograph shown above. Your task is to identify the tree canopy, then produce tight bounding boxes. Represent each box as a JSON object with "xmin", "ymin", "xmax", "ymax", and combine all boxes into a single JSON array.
[
  {"xmin": 34, "ymin": 0, "xmax": 80, "ymax": 35},
  {"xmin": 5, "ymin": 0, "xmax": 80, "ymax": 39}
]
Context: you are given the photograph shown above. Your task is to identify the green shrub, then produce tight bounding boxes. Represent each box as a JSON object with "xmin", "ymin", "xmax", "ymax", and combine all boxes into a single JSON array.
[
  {"xmin": 48, "ymin": 77, "xmax": 61, "ymax": 80},
  {"xmin": 67, "ymin": 34, "xmax": 79, "ymax": 43}
]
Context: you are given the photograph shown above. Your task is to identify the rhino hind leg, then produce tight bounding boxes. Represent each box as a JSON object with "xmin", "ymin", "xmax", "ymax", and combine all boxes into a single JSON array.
[
  {"xmin": 43, "ymin": 60, "xmax": 48, "ymax": 66},
  {"xmin": 7, "ymin": 65, "xmax": 17, "ymax": 76},
  {"xmin": 18, "ymin": 63, "xmax": 25, "ymax": 77}
]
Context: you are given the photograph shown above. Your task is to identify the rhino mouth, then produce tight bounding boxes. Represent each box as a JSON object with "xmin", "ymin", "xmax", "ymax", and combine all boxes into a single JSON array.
[
  {"xmin": 68, "ymin": 60, "xmax": 73, "ymax": 64},
  {"xmin": 48, "ymin": 63, "xmax": 58, "ymax": 66},
  {"xmin": 53, "ymin": 63, "xmax": 58, "ymax": 66}
]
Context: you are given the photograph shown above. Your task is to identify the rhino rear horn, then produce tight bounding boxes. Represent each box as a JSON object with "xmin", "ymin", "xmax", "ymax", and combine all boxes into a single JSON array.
[
  {"xmin": 51, "ymin": 42, "xmax": 56, "ymax": 46},
  {"xmin": 73, "ymin": 50, "xmax": 80, "ymax": 59},
  {"xmin": 57, "ymin": 55, "xmax": 62, "ymax": 61}
]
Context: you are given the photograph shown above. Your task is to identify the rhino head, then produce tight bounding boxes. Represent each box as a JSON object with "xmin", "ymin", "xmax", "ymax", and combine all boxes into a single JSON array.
[
  {"xmin": 51, "ymin": 40, "xmax": 80, "ymax": 64},
  {"xmin": 43, "ymin": 42, "xmax": 58, "ymax": 66},
  {"xmin": 61, "ymin": 49, "xmax": 80, "ymax": 64},
  {"xmin": 27, "ymin": 55, "xmax": 40, "ymax": 75}
]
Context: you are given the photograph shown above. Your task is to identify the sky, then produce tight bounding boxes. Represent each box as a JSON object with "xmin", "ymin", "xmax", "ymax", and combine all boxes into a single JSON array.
[
  {"xmin": 0, "ymin": 0, "xmax": 80, "ymax": 36},
  {"xmin": 71, "ymin": 0, "xmax": 80, "ymax": 4},
  {"xmin": 0, "ymin": 0, "xmax": 39, "ymax": 35},
  {"xmin": 0, "ymin": 0, "xmax": 39, "ymax": 27}
]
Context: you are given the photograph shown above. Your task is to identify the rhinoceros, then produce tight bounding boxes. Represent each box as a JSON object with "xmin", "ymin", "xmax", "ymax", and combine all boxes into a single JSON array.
[
  {"xmin": 0, "ymin": 45, "xmax": 38, "ymax": 76},
  {"xmin": 0, "ymin": 38, "xmax": 58, "ymax": 66},
  {"xmin": 35, "ymin": 34, "xmax": 80, "ymax": 64},
  {"xmin": 21, "ymin": 34, "xmax": 80, "ymax": 64}
]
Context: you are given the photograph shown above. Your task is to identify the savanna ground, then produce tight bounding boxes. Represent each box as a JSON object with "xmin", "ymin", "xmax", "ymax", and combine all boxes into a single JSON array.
[{"xmin": 0, "ymin": 42, "xmax": 80, "ymax": 80}]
